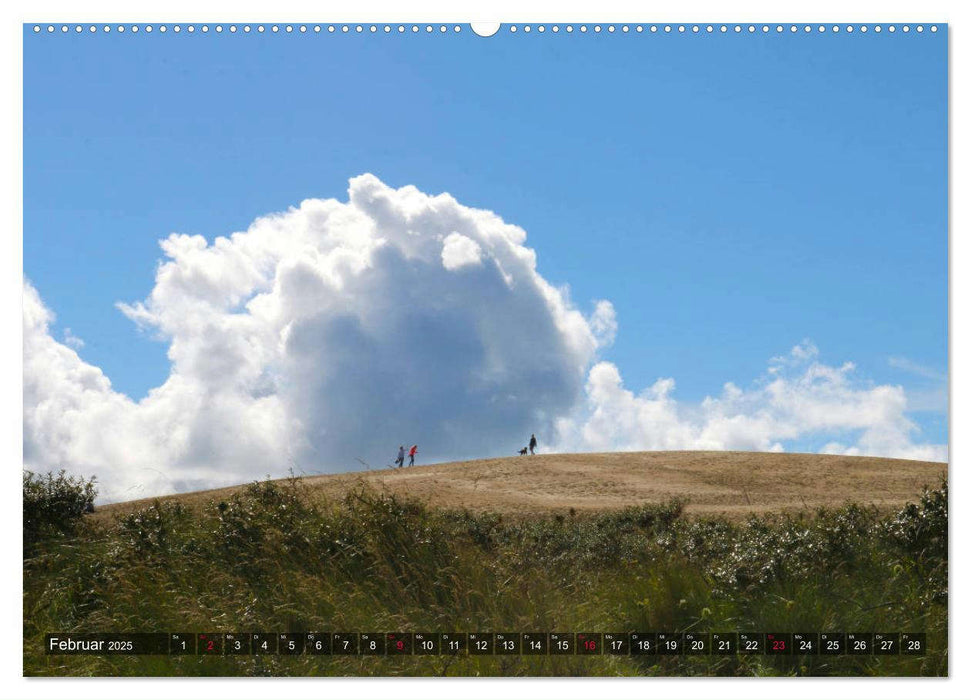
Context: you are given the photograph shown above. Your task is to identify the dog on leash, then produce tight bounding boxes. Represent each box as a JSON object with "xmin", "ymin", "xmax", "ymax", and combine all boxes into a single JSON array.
[{"xmin": 518, "ymin": 447, "xmax": 529, "ymax": 455}]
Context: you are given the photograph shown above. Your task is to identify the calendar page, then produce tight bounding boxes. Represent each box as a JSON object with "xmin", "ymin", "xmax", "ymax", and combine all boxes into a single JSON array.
[{"xmin": 22, "ymin": 18, "xmax": 947, "ymax": 679}]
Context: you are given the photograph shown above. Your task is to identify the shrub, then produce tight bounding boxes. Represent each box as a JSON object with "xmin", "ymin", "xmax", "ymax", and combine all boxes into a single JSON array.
[
  {"xmin": 118, "ymin": 500, "xmax": 190, "ymax": 557},
  {"xmin": 881, "ymin": 478, "xmax": 947, "ymax": 606},
  {"xmin": 882, "ymin": 477, "xmax": 947, "ymax": 561},
  {"xmin": 23, "ymin": 469, "xmax": 97, "ymax": 556}
]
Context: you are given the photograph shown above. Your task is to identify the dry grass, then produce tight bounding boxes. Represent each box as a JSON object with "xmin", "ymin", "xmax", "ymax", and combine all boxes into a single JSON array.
[{"xmin": 95, "ymin": 451, "xmax": 946, "ymax": 521}]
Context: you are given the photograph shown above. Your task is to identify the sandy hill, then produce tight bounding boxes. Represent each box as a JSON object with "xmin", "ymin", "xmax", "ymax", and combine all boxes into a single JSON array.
[{"xmin": 97, "ymin": 451, "xmax": 946, "ymax": 520}]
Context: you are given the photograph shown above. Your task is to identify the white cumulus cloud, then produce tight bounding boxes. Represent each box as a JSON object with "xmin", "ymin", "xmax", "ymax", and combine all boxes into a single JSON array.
[
  {"xmin": 23, "ymin": 177, "xmax": 947, "ymax": 502},
  {"xmin": 24, "ymin": 175, "xmax": 605, "ymax": 501}
]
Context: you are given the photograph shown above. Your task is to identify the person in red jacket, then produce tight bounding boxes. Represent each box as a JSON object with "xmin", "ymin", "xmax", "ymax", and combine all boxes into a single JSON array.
[{"xmin": 408, "ymin": 444, "xmax": 418, "ymax": 467}]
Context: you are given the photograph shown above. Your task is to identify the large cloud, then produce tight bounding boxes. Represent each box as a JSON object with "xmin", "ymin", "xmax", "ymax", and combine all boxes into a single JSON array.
[
  {"xmin": 23, "ymin": 176, "xmax": 946, "ymax": 502},
  {"xmin": 24, "ymin": 175, "xmax": 607, "ymax": 501}
]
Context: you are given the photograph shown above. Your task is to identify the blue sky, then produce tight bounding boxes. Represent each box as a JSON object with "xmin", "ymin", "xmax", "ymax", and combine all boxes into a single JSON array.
[{"xmin": 24, "ymin": 24, "xmax": 948, "ymax": 459}]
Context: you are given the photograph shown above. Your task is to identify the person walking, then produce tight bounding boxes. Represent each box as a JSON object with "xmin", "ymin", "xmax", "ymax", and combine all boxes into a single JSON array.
[
  {"xmin": 529, "ymin": 434, "xmax": 537, "ymax": 455},
  {"xmin": 395, "ymin": 445, "xmax": 405, "ymax": 468},
  {"xmin": 408, "ymin": 444, "xmax": 418, "ymax": 467}
]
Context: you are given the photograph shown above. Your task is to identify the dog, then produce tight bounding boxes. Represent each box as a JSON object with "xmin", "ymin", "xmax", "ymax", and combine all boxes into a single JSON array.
[{"xmin": 518, "ymin": 447, "xmax": 529, "ymax": 455}]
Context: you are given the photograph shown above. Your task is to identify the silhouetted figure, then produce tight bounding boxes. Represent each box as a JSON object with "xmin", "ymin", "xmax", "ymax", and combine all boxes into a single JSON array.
[
  {"xmin": 409, "ymin": 444, "xmax": 418, "ymax": 467},
  {"xmin": 529, "ymin": 434, "xmax": 537, "ymax": 455}
]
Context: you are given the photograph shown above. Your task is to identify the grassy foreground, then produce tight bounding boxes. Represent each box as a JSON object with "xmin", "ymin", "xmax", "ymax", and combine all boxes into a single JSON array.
[{"xmin": 24, "ymin": 473, "xmax": 947, "ymax": 676}]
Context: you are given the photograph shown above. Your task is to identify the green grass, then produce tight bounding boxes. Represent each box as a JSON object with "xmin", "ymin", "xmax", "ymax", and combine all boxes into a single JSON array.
[{"xmin": 23, "ymin": 473, "xmax": 947, "ymax": 677}]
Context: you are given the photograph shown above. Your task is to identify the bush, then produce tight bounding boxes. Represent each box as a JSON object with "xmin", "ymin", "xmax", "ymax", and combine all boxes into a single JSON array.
[
  {"xmin": 23, "ymin": 470, "xmax": 97, "ymax": 556},
  {"xmin": 882, "ymin": 477, "xmax": 947, "ymax": 561},
  {"xmin": 118, "ymin": 500, "xmax": 190, "ymax": 557},
  {"xmin": 881, "ymin": 477, "xmax": 948, "ymax": 606}
]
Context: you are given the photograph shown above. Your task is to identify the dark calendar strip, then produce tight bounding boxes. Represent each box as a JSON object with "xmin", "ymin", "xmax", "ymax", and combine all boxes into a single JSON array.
[{"xmin": 46, "ymin": 632, "xmax": 927, "ymax": 656}]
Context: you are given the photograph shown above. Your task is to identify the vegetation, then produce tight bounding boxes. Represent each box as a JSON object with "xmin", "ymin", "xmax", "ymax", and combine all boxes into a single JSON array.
[
  {"xmin": 23, "ymin": 470, "xmax": 97, "ymax": 557},
  {"xmin": 24, "ymin": 471, "xmax": 946, "ymax": 676}
]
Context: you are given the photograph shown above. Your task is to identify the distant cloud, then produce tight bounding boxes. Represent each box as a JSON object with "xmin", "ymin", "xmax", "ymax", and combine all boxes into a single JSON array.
[
  {"xmin": 888, "ymin": 356, "xmax": 946, "ymax": 381},
  {"xmin": 589, "ymin": 300, "xmax": 617, "ymax": 349},
  {"xmin": 886, "ymin": 356, "xmax": 947, "ymax": 414},
  {"xmin": 22, "ymin": 177, "xmax": 948, "ymax": 501},
  {"xmin": 551, "ymin": 340, "xmax": 947, "ymax": 463},
  {"xmin": 62, "ymin": 327, "xmax": 84, "ymax": 350}
]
